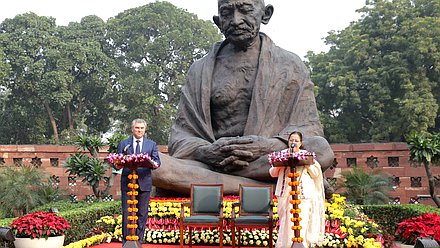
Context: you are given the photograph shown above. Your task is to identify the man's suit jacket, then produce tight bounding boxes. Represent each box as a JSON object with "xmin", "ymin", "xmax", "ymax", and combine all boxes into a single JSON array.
[{"xmin": 117, "ymin": 136, "xmax": 161, "ymax": 192}]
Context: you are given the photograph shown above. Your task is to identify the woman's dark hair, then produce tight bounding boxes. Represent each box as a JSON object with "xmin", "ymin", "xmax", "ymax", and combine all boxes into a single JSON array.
[{"xmin": 288, "ymin": 131, "xmax": 305, "ymax": 149}]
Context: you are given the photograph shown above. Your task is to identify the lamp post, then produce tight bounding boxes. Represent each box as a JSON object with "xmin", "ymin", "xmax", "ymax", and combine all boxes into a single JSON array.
[{"xmin": 0, "ymin": 227, "xmax": 15, "ymax": 248}]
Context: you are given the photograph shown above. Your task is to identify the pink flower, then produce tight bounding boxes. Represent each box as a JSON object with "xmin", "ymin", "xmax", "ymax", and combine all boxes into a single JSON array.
[
  {"xmin": 268, "ymin": 150, "xmax": 316, "ymax": 165},
  {"xmin": 107, "ymin": 153, "xmax": 158, "ymax": 169}
]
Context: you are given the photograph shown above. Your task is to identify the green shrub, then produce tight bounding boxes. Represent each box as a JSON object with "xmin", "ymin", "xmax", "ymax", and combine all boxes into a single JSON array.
[
  {"xmin": 0, "ymin": 165, "xmax": 63, "ymax": 217},
  {"xmin": 0, "ymin": 200, "xmax": 120, "ymax": 246},
  {"xmin": 361, "ymin": 204, "xmax": 440, "ymax": 235},
  {"xmin": 58, "ymin": 201, "xmax": 120, "ymax": 244}
]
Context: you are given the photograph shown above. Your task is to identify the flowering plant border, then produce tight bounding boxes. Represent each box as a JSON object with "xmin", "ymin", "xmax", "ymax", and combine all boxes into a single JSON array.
[{"xmin": 86, "ymin": 195, "xmax": 386, "ymax": 247}]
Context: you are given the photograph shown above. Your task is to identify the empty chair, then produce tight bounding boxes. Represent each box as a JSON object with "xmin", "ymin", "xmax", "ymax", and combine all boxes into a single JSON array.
[
  {"xmin": 231, "ymin": 184, "xmax": 274, "ymax": 248},
  {"xmin": 179, "ymin": 184, "xmax": 224, "ymax": 247}
]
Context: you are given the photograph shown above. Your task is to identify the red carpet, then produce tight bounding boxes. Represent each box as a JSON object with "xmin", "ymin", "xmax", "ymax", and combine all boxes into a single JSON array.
[
  {"xmin": 91, "ymin": 243, "xmax": 199, "ymax": 247},
  {"xmin": 92, "ymin": 242, "xmax": 259, "ymax": 248}
]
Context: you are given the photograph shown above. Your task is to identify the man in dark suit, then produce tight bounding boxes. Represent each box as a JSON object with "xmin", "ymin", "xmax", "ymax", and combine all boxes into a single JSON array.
[{"xmin": 116, "ymin": 118, "xmax": 161, "ymax": 245}]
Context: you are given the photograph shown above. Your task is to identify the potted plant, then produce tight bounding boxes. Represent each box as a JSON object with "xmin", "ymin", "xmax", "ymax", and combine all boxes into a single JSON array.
[
  {"xmin": 395, "ymin": 212, "xmax": 440, "ymax": 245},
  {"xmin": 10, "ymin": 210, "xmax": 71, "ymax": 248}
]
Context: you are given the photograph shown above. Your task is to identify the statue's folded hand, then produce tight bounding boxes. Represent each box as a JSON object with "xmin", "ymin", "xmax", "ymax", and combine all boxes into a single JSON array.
[
  {"xmin": 221, "ymin": 135, "xmax": 275, "ymax": 159},
  {"xmin": 218, "ymin": 135, "xmax": 277, "ymax": 172},
  {"xmin": 194, "ymin": 136, "xmax": 251, "ymax": 168},
  {"xmin": 195, "ymin": 136, "xmax": 282, "ymax": 172}
]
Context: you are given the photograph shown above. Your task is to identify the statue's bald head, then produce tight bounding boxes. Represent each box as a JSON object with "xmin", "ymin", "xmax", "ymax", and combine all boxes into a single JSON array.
[
  {"xmin": 214, "ymin": 0, "xmax": 273, "ymax": 50},
  {"xmin": 218, "ymin": 0, "xmax": 265, "ymax": 8}
]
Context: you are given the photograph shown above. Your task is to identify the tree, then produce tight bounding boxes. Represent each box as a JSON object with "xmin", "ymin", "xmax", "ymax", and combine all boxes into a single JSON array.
[
  {"xmin": 0, "ymin": 46, "xmax": 10, "ymax": 89},
  {"xmin": 0, "ymin": 13, "xmax": 67, "ymax": 144},
  {"xmin": 64, "ymin": 135, "xmax": 109, "ymax": 200},
  {"xmin": 339, "ymin": 166, "xmax": 392, "ymax": 205},
  {"xmin": 406, "ymin": 131, "xmax": 440, "ymax": 207},
  {"xmin": 0, "ymin": 13, "xmax": 118, "ymax": 144},
  {"xmin": 105, "ymin": 1, "xmax": 222, "ymax": 144},
  {"xmin": 307, "ymin": 0, "xmax": 440, "ymax": 143},
  {"xmin": 57, "ymin": 16, "xmax": 119, "ymax": 138},
  {"xmin": 64, "ymin": 133, "xmax": 127, "ymax": 201}
]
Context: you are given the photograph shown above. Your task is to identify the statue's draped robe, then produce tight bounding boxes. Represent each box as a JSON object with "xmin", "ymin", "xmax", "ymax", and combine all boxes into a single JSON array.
[
  {"xmin": 154, "ymin": 34, "xmax": 330, "ymax": 195},
  {"xmin": 170, "ymin": 34, "xmax": 323, "ymax": 155}
]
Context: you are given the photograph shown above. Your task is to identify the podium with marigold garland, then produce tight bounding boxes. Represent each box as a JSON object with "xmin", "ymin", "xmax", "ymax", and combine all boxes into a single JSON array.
[
  {"xmin": 268, "ymin": 150, "xmax": 314, "ymax": 248},
  {"xmin": 107, "ymin": 153, "xmax": 159, "ymax": 248},
  {"xmin": 288, "ymin": 155, "xmax": 313, "ymax": 248},
  {"xmin": 122, "ymin": 161, "xmax": 143, "ymax": 248}
]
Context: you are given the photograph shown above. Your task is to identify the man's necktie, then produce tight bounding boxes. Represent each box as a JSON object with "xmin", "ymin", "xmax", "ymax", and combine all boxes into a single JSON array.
[{"xmin": 135, "ymin": 140, "xmax": 141, "ymax": 154}]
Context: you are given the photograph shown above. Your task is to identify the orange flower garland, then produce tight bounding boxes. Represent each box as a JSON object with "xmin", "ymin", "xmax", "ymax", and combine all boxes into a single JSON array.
[
  {"xmin": 267, "ymin": 150, "xmax": 316, "ymax": 245},
  {"xmin": 288, "ymin": 166, "xmax": 303, "ymax": 243},
  {"xmin": 107, "ymin": 152, "xmax": 161, "ymax": 244},
  {"xmin": 126, "ymin": 168, "xmax": 140, "ymax": 242}
]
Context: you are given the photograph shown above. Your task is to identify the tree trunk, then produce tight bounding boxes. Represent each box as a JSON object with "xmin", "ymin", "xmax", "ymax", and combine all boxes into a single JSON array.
[
  {"xmin": 423, "ymin": 161, "xmax": 440, "ymax": 207},
  {"xmin": 103, "ymin": 173, "xmax": 116, "ymax": 197},
  {"xmin": 92, "ymin": 184, "xmax": 101, "ymax": 200},
  {"xmin": 66, "ymin": 103, "xmax": 74, "ymax": 131},
  {"xmin": 43, "ymin": 101, "xmax": 59, "ymax": 144}
]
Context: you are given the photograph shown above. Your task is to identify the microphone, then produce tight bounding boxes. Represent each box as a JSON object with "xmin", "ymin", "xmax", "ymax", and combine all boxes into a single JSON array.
[
  {"xmin": 123, "ymin": 144, "xmax": 131, "ymax": 153},
  {"xmin": 290, "ymin": 143, "xmax": 295, "ymax": 153}
]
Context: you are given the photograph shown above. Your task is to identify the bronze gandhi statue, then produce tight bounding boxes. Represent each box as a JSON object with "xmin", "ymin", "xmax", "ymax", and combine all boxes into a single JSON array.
[{"xmin": 152, "ymin": 0, "xmax": 334, "ymax": 195}]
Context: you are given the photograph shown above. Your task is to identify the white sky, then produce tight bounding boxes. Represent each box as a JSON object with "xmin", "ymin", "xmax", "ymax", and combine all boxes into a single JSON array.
[{"xmin": 0, "ymin": 0, "xmax": 366, "ymax": 59}]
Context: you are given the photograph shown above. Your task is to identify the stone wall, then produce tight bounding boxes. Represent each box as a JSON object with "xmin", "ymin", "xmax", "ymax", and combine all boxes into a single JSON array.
[
  {"xmin": 325, "ymin": 143, "xmax": 440, "ymax": 206},
  {"xmin": 0, "ymin": 143, "xmax": 439, "ymax": 205}
]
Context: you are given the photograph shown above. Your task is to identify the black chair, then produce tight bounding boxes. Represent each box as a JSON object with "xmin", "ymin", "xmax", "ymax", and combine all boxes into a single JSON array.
[
  {"xmin": 231, "ymin": 184, "xmax": 274, "ymax": 248},
  {"xmin": 179, "ymin": 184, "xmax": 224, "ymax": 247}
]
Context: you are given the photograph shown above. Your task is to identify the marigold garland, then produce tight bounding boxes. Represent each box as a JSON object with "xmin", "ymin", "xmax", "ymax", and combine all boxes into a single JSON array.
[
  {"xmin": 276, "ymin": 152, "xmax": 315, "ymax": 245},
  {"xmin": 126, "ymin": 168, "xmax": 142, "ymax": 242}
]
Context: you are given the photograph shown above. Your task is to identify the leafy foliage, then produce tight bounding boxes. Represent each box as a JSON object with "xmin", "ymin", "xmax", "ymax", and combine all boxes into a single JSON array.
[
  {"xmin": 362, "ymin": 204, "xmax": 440, "ymax": 237},
  {"xmin": 64, "ymin": 134, "xmax": 114, "ymax": 200},
  {"xmin": 339, "ymin": 166, "xmax": 392, "ymax": 205},
  {"xmin": 65, "ymin": 154, "xmax": 108, "ymax": 189},
  {"xmin": 64, "ymin": 133, "xmax": 129, "ymax": 200},
  {"xmin": 406, "ymin": 131, "xmax": 440, "ymax": 164},
  {"xmin": 107, "ymin": 133, "xmax": 129, "ymax": 153},
  {"xmin": 105, "ymin": 1, "xmax": 222, "ymax": 144},
  {"xmin": 74, "ymin": 134, "xmax": 106, "ymax": 157},
  {"xmin": 0, "ymin": 2, "xmax": 221, "ymax": 145},
  {"xmin": 405, "ymin": 131, "xmax": 440, "ymax": 207},
  {"xmin": 0, "ymin": 13, "xmax": 118, "ymax": 144},
  {"xmin": 0, "ymin": 165, "xmax": 62, "ymax": 217},
  {"xmin": 307, "ymin": 0, "xmax": 440, "ymax": 142}
]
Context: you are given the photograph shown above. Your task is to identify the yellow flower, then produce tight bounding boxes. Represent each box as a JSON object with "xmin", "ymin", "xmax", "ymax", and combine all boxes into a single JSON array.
[
  {"xmin": 354, "ymin": 220, "xmax": 365, "ymax": 228},
  {"xmin": 340, "ymin": 226, "xmax": 347, "ymax": 233}
]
